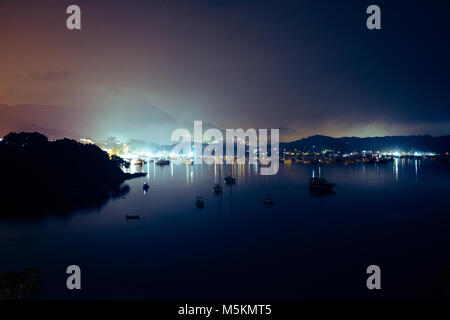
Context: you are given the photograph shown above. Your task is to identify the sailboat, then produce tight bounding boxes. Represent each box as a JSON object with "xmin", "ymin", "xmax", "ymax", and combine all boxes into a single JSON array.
[
  {"xmin": 264, "ymin": 196, "xmax": 275, "ymax": 206},
  {"xmin": 213, "ymin": 164, "xmax": 224, "ymax": 194},
  {"xmin": 309, "ymin": 167, "xmax": 335, "ymax": 190},
  {"xmin": 196, "ymin": 196, "xmax": 204, "ymax": 209},
  {"xmin": 224, "ymin": 176, "xmax": 236, "ymax": 185},
  {"xmin": 213, "ymin": 183, "xmax": 223, "ymax": 194}
]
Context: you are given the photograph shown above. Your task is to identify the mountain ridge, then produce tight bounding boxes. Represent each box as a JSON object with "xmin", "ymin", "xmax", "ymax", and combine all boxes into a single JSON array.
[{"xmin": 280, "ymin": 134, "xmax": 450, "ymax": 153}]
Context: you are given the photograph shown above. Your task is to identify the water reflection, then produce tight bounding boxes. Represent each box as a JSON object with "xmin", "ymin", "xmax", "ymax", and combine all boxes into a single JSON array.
[
  {"xmin": 2, "ymin": 160, "xmax": 450, "ymax": 299},
  {"xmin": 185, "ymin": 163, "xmax": 190, "ymax": 185},
  {"xmin": 394, "ymin": 158, "xmax": 399, "ymax": 182},
  {"xmin": 1, "ymin": 183, "xmax": 130, "ymax": 220},
  {"xmin": 309, "ymin": 188, "xmax": 336, "ymax": 198},
  {"xmin": 415, "ymin": 159, "xmax": 418, "ymax": 180},
  {"xmin": 10, "ymin": 159, "xmax": 443, "ymax": 221}
]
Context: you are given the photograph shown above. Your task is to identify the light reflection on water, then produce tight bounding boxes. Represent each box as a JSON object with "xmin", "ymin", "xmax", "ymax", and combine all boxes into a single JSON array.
[{"xmin": 1, "ymin": 160, "xmax": 450, "ymax": 299}]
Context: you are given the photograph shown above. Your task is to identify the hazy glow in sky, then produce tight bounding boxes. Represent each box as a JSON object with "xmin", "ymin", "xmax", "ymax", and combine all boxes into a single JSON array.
[{"xmin": 0, "ymin": 0, "xmax": 449, "ymax": 142}]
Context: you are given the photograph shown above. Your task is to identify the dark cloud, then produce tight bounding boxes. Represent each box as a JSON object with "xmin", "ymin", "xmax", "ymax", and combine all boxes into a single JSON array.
[
  {"xmin": 0, "ymin": 0, "xmax": 449, "ymax": 142},
  {"xmin": 29, "ymin": 70, "xmax": 72, "ymax": 82}
]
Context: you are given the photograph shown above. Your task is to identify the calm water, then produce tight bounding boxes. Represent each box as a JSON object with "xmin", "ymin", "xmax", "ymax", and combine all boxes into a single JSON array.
[{"xmin": 1, "ymin": 159, "xmax": 450, "ymax": 299}]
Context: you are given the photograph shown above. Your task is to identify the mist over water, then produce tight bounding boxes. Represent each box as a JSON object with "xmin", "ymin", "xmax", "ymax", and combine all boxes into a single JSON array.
[{"xmin": 1, "ymin": 160, "xmax": 450, "ymax": 299}]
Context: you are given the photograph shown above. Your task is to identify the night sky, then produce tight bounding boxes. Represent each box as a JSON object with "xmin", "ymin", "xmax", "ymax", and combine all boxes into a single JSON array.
[{"xmin": 1, "ymin": 0, "xmax": 449, "ymax": 142}]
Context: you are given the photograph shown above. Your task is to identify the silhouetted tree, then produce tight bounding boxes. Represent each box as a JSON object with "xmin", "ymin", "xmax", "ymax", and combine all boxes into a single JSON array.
[
  {"xmin": 0, "ymin": 132, "xmax": 143, "ymax": 215},
  {"xmin": 0, "ymin": 268, "xmax": 43, "ymax": 300}
]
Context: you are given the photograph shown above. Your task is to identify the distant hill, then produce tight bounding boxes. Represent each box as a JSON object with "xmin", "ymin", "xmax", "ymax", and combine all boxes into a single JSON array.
[
  {"xmin": 280, "ymin": 135, "xmax": 450, "ymax": 153},
  {"xmin": 0, "ymin": 103, "xmax": 183, "ymax": 144},
  {"xmin": 0, "ymin": 109, "xmax": 75, "ymax": 140},
  {"xmin": 1, "ymin": 104, "xmax": 449, "ymax": 152}
]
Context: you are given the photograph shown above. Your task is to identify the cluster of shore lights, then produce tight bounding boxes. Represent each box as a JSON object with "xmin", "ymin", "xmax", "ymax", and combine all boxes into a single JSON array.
[{"xmin": 380, "ymin": 151, "xmax": 437, "ymax": 156}]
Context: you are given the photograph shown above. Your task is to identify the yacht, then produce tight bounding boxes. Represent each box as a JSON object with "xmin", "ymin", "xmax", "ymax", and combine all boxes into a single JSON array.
[
  {"xmin": 125, "ymin": 215, "xmax": 140, "ymax": 220},
  {"xmin": 196, "ymin": 196, "xmax": 204, "ymax": 209},
  {"xmin": 309, "ymin": 177, "xmax": 336, "ymax": 190},
  {"xmin": 213, "ymin": 183, "xmax": 223, "ymax": 194},
  {"xmin": 264, "ymin": 196, "xmax": 275, "ymax": 206},
  {"xmin": 224, "ymin": 176, "xmax": 236, "ymax": 185},
  {"xmin": 135, "ymin": 159, "xmax": 146, "ymax": 166},
  {"xmin": 156, "ymin": 159, "xmax": 170, "ymax": 166}
]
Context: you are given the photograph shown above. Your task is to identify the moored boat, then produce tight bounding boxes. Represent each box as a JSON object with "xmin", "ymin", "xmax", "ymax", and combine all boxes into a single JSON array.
[
  {"xmin": 344, "ymin": 159, "xmax": 355, "ymax": 165},
  {"xmin": 258, "ymin": 159, "xmax": 271, "ymax": 167},
  {"xmin": 264, "ymin": 196, "xmax": 275, "ymax": 206},
  {"xmin": 309, "ymin": 177, "xmax": 335, "ymax": 190},
  {"xmin": 362, "ymin": 157, "xmax": 376, "ymax": 164},
  {"xmin": 156, "ymin": 159, "xmax": 170, "ymax": 166},
  {"xmin": 125, "ymin": 215, "xmax": 140, "ymax": 220},
  {"xmin": 224, "ymin": 176, "xmax": 236, "ymax": 185},
  {"xmin": 135, "ymin": 159, "xmax": 147, "ymax": 166},
  {"xmin": 213, "ymin": 183, "xmax": 223, "ymax": 194},
  {"xmin": 196, "ymin": 196, "xmax": 204, "ymax": 209},
  {"xmin": 376, "ymin": 158, "xmax": 389, "ymax": 164}
]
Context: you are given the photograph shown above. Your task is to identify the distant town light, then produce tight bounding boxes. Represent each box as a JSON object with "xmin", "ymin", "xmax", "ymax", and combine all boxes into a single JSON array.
[{"xmin": 79, "ymin": 138, "xmax": 94, "ymax": 144}]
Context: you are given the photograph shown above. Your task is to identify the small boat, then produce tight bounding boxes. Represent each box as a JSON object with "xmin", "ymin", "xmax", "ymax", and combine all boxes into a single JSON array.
[
  {"xmin": 309, "ymin": 177, "xmax": 336, "ymax": 190},
  {"xmin": 344, "ymin": 159, "xmax": 355, "ymax": 165},
  {"xmin": 264, "ymin": 196, "xmax": 275, "ymax": 206},
  {"xmin": 181, "ymin": 159, "xmax": 194, "ymax": 165},
  {"xmin": 376, "ymin": 158, "xmax": 389, "ymax": 164},
  {"xmin": 143, "ymin": 182, "xmax": 149, "ymax": 191},
  {"xmin": 362, "ymin": 157, "xmax": 376, "ymax": 164},
  {"xmin": 196, "ymin": 196, "xmax": 204, "ymax": 209},
  {"xmin": 224, "ymin": 176, "xmax": 236, "ymax": 185},
  {"xmin": 258, "ymin": 159, "xmax": 271, "ymax": 167},
  {"xmin": 156, "ymin": 159, "xmax": 170, "ymax": 166},
  {"xmin": 135, "ymin": 159, "xmax": 147, "ymax": 166},
  {"xmin": 213, "ymin": 183, "xmax": 223, "ymax": 194},
  {"xmin": 125, "ymin": 215, "xmax": 140, "ymax": 220}
]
